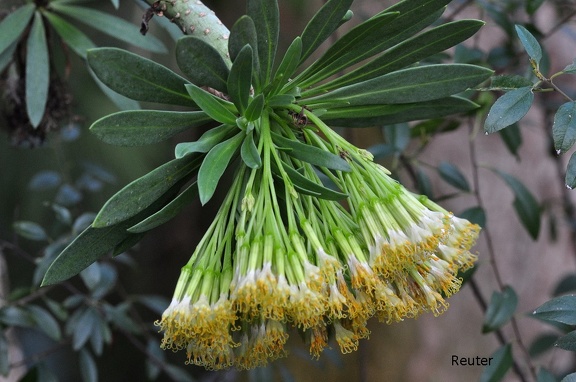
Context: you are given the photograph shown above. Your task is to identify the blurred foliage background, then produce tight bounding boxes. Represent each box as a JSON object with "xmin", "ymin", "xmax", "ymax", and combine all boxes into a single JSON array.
[{"xmin": 3, "ymin": 0, "xmax": 576, "ymax": 381}]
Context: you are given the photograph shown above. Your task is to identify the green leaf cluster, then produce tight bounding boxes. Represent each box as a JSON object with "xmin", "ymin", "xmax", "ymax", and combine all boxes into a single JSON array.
[
  {"xmin": 43, "ymin": 0, "xmax": 492, "ymax": 285},
  {"xmin": 0, "ymin": 1, "xmax": 167, "ymax": 130}
]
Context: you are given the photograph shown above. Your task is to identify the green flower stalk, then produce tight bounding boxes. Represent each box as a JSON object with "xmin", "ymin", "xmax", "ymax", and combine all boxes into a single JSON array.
[{"xmin": 42, "ymin": 0, "xmax": 492, "ymax": 372}]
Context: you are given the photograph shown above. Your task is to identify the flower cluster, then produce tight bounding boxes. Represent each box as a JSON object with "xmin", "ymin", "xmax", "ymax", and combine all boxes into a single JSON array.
[{"xmin": 155, "ymin": 108, "xmax": 480, "ymax": 370}]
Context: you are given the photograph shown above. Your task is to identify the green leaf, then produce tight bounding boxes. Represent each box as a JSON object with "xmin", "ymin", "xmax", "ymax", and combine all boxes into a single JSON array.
[
  {"xmin": 536, "ymin": 368, "xmax": 558, "ymax": 382},
  {"xmin": 176, "ymin": 36, "xmax": 230, "ymax": 92},
  {"xmin": 42, "ymin": 225, "xmax": 129, "ymax": 285},
  {"xmin": 562, "ymin": 59, "xmax": 576, "ymax": 75},
  {"xmin": 322, "ymin": 97, "xmax": 480, "ymax": 127},
  {"xmin": 227, "ymin": 44, "xmax": 253, "ymax": 113},
  {"xmin": 241, "ymin": 131, "xmax": 261, "ymax": 169},
  {"xmin": 305, "ymin": 64, "xmax": 493, "ymax": 107},
  {"xmin": 494, "ymin": 170, "xmax": 540, "ymax": 239},
  {"xmin": 93, "ymin": 155, "xmax": 201, "ymax": 227},
  {"xmin": 553, "ymin": 101, "xmax": 576, "ymax": 154},
  {"xmin": 13, "ymin": 221, "xmax": 48, "ymax": 241},
  {"xmin": 49, "ymin": 4, "xmax": 166, "ymax": 53},
  {"xmin": 198, "ymin": 133, "xmax": 244, "ymax": 205},
  {"xmin": 87, "ymin": 48, "xmax": 194, "ymax": 107},
  {"xmin": 245, "ymin": 94, "xmax": 265, "ymax": 122},
  {"xmin": 0, "ymin": 306, "xmax": 35, "ymax": 328},
  {"xmin": 499, "ymin": 123, "xmax": 523, "ymax": 159},
  {"xmin": 267, "ymin": 94, "xmax": 296, "ymax": 107},
  {"xmin": 526, "ymin": 0, "xmax": 546, "ymax": 15},
  {"xmin": 515, "ymin": 24, "xmax": 542, "ymax": 65},
  {"xmin": 566, "ymin": 152, "xmax": 576, "ymax": 190},
  {"xmin": 175, "ymin": 125, "xmax": 237, "ymax": 158},
  {"xmin": 0, "ymin": 39, "xmax": 17, "ymax": 74},
  {"xmin": 269, "ymin": 37, "xmax": 302, "ymax": 96},
  {"xmin": 281, "ymin": 161, "xmax": 348, "ymax": 200},
  {"xmin": 79, "ymin": 348, "xmax": 98, "ymax": 382},
  {"xmin": 298, "ymin": 0, "xmax": 452, "ymax": 94},
  {"xmin": 26, "ymin": 12, "xmax": 49, "ymax": 128},
  {"xmin": 89, "ymin": 68, "xmax": 141, "ymax": 111},
  {"xmin": 459, "ymin": 207, "xmax": 486, "ymax": 228},
  {"xmin": 247, "ymin": 0, "xmax": 279, "ymax": 84},
  {"xmin": 185, "ymin": 84, "xmax": 237, "ymax": 125},
  {"xmin": 556, "ymin": 330, "xmax": 576, "ymax": 352},
  {"xmin": 554, "ymin": 274, "xmax": 576, "ymax": 296},
  {"xmin": 27, "ymin": 305, "xmax": 61, "ymax": 341},
  {"xmin": 128, "ymin": 183, "xmax": 198, "ymax": 233},
  {"xmin": 438, "ymin": 161, "xmax": 470, "ymax": 192},
  {"xmin": 480, "ymin": 75, "xmax": 534, "ymax": 91},
  {"xmin": 485, "ymin": 87, "xmax": 534, "ymax": 134},
  {"xmin": 562, "ymin": 373, "xmax": 576, "ymax": 382},
  {"xmin": 299, "ymin": 0, "xmax": 353, "ymax": 64},
  {"xmin": 533, "ymin": 295, "xmax": 576, "ymax": 325},
  {"xmin": 0, "ymin": 331, "xmax": 8, "ymax": 376},
  {"xmin": 529, "ymin": 334, "xmax": 559, "ymax": 357},
  {"xmin": 299, "ymin": 11, "xmax": 400, "ymax": 88},
  {"xmin": 480, "ymin": 344, "xmax": 513, "ymax": 382},
  {"xmin": 482, "ymin": 286, "xmax": 518, "ymax": 333},
  {"xmin": 90, "ymin": 111, "xmax": 211, "ymax": 146},
  {"xmin": 271, "ymin": 132, "xmax": 350, "ymax": 172},
  {"xmin": 0, "ymin": 4, "xmax": 35, "ymax": 57},
  {"xmin": 228, "ymin": 16, "xmax": 260, "ymax": 90},
  {"xmin": 42, "ymin": 11, "xmax": 95, "ymax": 59}
]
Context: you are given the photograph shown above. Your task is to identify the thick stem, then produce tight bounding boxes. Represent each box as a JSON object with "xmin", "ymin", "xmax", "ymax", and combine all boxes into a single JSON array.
[{"xmin": 143, "ymin": 0, "xmax": 231, "ymax": 66}]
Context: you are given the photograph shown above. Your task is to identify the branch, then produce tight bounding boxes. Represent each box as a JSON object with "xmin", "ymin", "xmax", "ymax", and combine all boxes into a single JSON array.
[{"xmin": 142, "ymin": 0, "xmax": 231, "ymax": 66}]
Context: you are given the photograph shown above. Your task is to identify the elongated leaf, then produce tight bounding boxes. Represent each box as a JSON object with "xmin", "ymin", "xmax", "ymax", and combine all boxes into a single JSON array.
[
  {"xmin": 128, "ymin": 183, "xmax": 198, "ymax": 233},
  {"xmin": 42, "ymin": 11, "xmax": 95, "ymax": 59},
  {"xmin": 0, "ymin": 331, "xmax": 8, "ymax": 376},
  {"xmin": 247, "ymin": 0, "xmax": 278, "ymax": 84},
  {"xmin": 90, "ymin": 111, "xmax": 211, "ymax": 146},
  {"xmin": 228, "ymin": 45, "xmax": 253, "ymax": 113},
  {"xmin": 485, "ymin": 87, "xmax": 534, "ymax": 133},
  {"xmin": 271, "ymin": 132, "xmax": 350, "ymax": 171},
  {"xmin": 533, "ymin": 295, "xmax": 576, "ymax": 325},
  {"xmin": 536, "ymin": 368, "xmax": 557, "ymax": 382},
  {"xmin": 494, "ymin": 170, "xmax": 540, "ymax": 239},
  {"xmin": 562, "ymin": 373, "xmax": 576, "ymax": 382},
  {"xmin": 482, "ymin": 286, "xmax": 518, "ymax": 333},
  {"xmin": 566, "ymin": 152, "xmax": 576, "ymax": 190},
  {"xmin": 228, "ymin": 15, "xmax": 260, "ymax": 90},
  {"xmin": 438, "ymin": 161, "xmax": 470, "ymax": 191},
  {"xmin": 93, "ymin": 155, "xmax": 201, "ymax": 227},
  {"xmin": 26, "ymin": 12, "xmax": 49, "ymax": 128},
  {"xmin": 499, "ymin": 123, "xmax": 523, "ymax": 159},
  {"xmin": 89, "ymin": 67, "xmax": 141, "ymax": 111},
  {"xmin": 176, "ymin": 36, "xmax": 229, "ymax": 92},
  {"xmin": 479, "ymin": 344, "xmax": 513, "ymax": 382},
  {"xmin": 556, "ymin": 330, "xmax": 576, "ymax": 352},
  {"xmin": 49, "ymin": 4, "xmax": 166, "ymax": 53},
  {"xmin": 299, "ymin": 0, "xmax": 353, "ymax": 64},
  {"xmin": 27, "ymin": 305, "xmax": 61, "ymax": 341},
  {"xmin": 480, "ymin": 75, "xmax": 534, "ymax": 91},
  {"xmin": 281, "ymin": 161, "xmax": 347, "ymax": 200},
  {"xmin": 526, "ymin": 0, "xmax": 546, "ymax": 15},
  {"xmin": 185, "ymin": 84, "xmax": 237, "ymax": 125},
  {"xmin": 459, "ymin": 207, "xmax": 486, "ymax": 228},
  {"xmin": 198, "ymin": 133, "xmax": 244, "ymax": 204},
  {"xmin": 87, "ymin": 48, "xmax": 194, "ymax": 106},
  {"xmin": 175, "ymin": 125, "xmax": 237, "ymax": 158},
  {"xmin": 79, "ymin": 348, "xmax": 98, "ymax": 382},
  {"xmin": 0, "ymin": 4, "xmax": 35, "ymax": 56},
  {"xmin": 553, "ymin": 101, "xmax": 576, "ymax": 154},
  {"xmin": 312, "ymin": 19, "xmax": 485, "ymax": 93},
  {"xmin": 241, "ymin": 131, "xmax": 261, "ymax": 169},
  {"xmin": 0, "ymin": 39, "xmax": 17, "ymax": 74},
  {"xmin": 13, "ymin": 221, "xmax": 48, "ymax": 241},
  {"xmin": 269, "ymin": 37, "xmax": 302, "ymax": 96},
  {"xmin": 322, "ymin": 97, "xmax": 480, "ymax": 127},
  {"xmin": 245, "ymin": 94, "xmax": 265, "ymax": 121},
  {"xmin": 515, "ymin": 24, "xmax": 542, "ymax": 65},
  {"xmin": 300, "ymin": 12, "xmax": 400, "ymax": 88},
  {"xmin": 305, "ymin": 64, "xmax": 492, "ymax": 107},
  {"xmin": 42, "ymin": 185, "xmax": 183, "ymax": 286}
]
